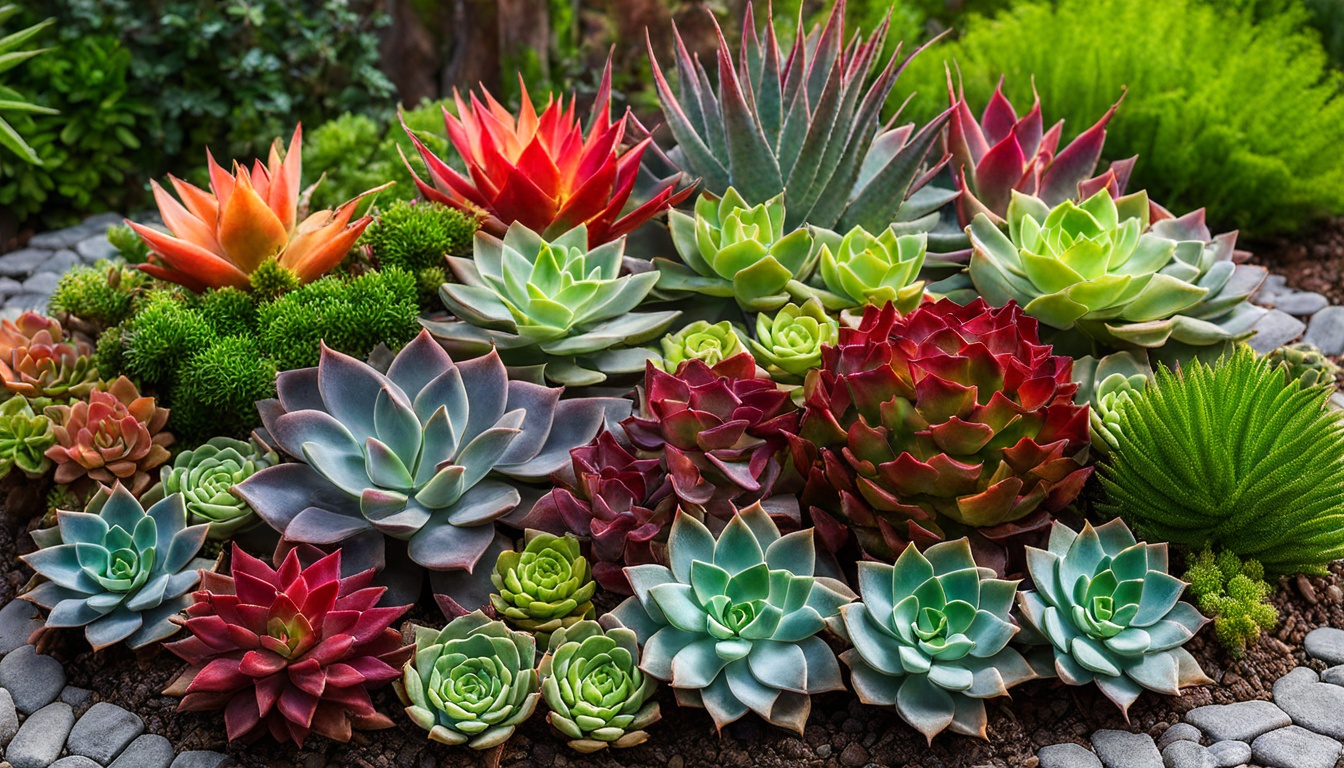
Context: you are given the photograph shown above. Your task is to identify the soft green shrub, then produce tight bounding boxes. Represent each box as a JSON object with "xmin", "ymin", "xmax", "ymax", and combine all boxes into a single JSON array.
[
  {"xmin": 170, "ymin": 336, "xmax": 278, "ymax": 441},
  {"xmin": 48, "ymin": 261, "xmax": 152, "ymax": 333},
  {"xmin": 896, "ymin": 0, "xmax": 1344, "ymax": 234},
  {"xmin": 360, "ymin": 200, "xmax": 477, "ymax": 307},
  {"xmin": 120, "ymin": 290, "xmax": 214, "ymax": 389},
  {"xmin": 1184, "ymin": 548, "xmax": 1278, "ymax": 657},
  {"xmin": 199, "ymin": 288, "xmax": 256, "ymax": 340},
  {"xmin": 105, "ymin": 223, "xmax": 149, "ymax": 264}
]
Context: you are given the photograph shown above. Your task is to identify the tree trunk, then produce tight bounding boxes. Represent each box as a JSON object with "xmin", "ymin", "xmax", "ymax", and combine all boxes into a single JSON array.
[
  {"xmin": 444, "ymin": 0, "xmax": 502, "ymax": 95},
  {"xmin": 498, "ymin": 0, "xmax": 552, "ymax": 88}
]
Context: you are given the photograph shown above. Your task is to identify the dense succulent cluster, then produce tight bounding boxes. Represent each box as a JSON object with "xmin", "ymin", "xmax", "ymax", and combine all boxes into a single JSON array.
[
  {"xmin": 1266, "ymin": 342, "xmax": 1340, "ymax": 389},
  {"xmin": 0, "ymin": 312, "xmax": 99, "ymax": 403},
  {"xmin": 44, "ymin": 376, "xmax": 174, "ymax": 497},
  {"xmin": 490, "ymin": 531, "xmax": 596, "ymax": 645},
  {"xmin": 165, "ymin": 546, "xmax": 412, "ymax": 745},
  {"xmin": 0, "ymin": 395, "xmax": 54, "ymax": 480},
  {"xmin": 1184, "ymin": 549, "xmax": 1278, "ymax": 657},
  {"xmin": 143, "ymin": 437, "xmax": 278, "ymax": 539},
  {"xmin": 539, "ymin": 620, "xmax": 660, "ymax": 753},
  {"xmin": 48, "ymin": 261, "xmax": 153, "ymax": 337}
]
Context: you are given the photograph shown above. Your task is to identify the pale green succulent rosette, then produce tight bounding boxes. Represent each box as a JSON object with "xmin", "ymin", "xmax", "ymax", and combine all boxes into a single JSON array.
[
  {"xmin": 829, "ymin": 540, "xmax": 1036, "ymax": 743},
  {"xmin": 490, "ymin": 530, "xmax": 596, "ymax": 646},
  {"xmin": 658, "ymin": 188, "xmax": 822, "ymax": 312},
  {"xmin": 606, "ymin": 504, "xmax": 855, "ymax": 734},
  {"xmin": 141, "ymin": 436, "xmax": 278, "ymax": 539},
  {"xmin": 426, "ymin": 222, "xmax": 680, "ymax": 386},
  {"xmin": 1072, "ymin": 351, "xmax": 1153, "ymax": 456},
  {"xmin": 791, "ymin": 225, "xmax": 927, "ymax": 313},
  {"xmin": 746, "ymin": 299, "xmax": 838, "ymax": 385},
  {"xmin": 396, "ymin": 610, "xmax": 540, "ymax": 749},
  {"xmin": 1265, "ymin": 342, "xmax": 1340, "ymax": 389},
  {"xmin": 540, "ymin": 620, "xmax": 660, "ymax": 753},
  {"xmin": 1016, "ymin": 519, "xmax": 1212, "ymax": 715},
  {"xmin": 969, "ymin": 190, "xmax": 1265, "ymax": 357},
  {"xmin": 657, "ymin": 320, "xmax": 749, "ymax": 373},
  {"xmin": 0, "ymin": 394, "xmax": 55, "ymax": 480}
]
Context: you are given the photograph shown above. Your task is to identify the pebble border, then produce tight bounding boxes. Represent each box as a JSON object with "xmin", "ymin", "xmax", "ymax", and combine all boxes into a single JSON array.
[{"xmin": 0, "ymin": 214, "xmax": 127, "ymax": 319}]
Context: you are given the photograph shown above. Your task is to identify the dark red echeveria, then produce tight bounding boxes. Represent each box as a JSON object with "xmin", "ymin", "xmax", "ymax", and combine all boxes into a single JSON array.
[
  {"xmin": 163, "ymin": 545, "xmax": 412, "ymax": 746},
  {"xmin": 793, "ymin": 298, "xmax": 1092, "ymax": 566}
]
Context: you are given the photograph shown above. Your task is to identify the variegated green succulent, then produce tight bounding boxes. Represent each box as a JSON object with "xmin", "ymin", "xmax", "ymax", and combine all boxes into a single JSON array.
[
  {"xmin": 830, "ymin": 539, "xmax": 1036, "ymax": 743},
  {"xmin": 793, "ymin": 226, "xmax": 927, "ymax": 313},
  {"xmin": 1072, "ymin": 351, "xmax": 1152, "ymax": 455},
  {"xmin": 425, "ymin": 222, "xmax": 680, "ymax": 386},
  {"xmin": 490, "ymin": 531, "xmax": 596, "ymax": 646},
  {"xmin": 1265, "ymin": 342, "xmax": 1339, "ymax": 389},
  {"xmin": 539, "ymin": 620, "xmax": 660, "ymax": 753},
  {"xmin": 746, "ymin": 299, "xmax": 838, "ymax": 384},
  {"xmin": 0, "ymin": 395, "xmax": 54, "ymax": 479},
  {"xmin": 657, "ymin": 189, "xmax": 821, "ymax": 312},
  {"xmin": 396, "ymin": 611, "xmax": 540, "ymax": 749},
  {"xmin": 607, "ymin": 503, "xmax": 854, "ymax": 733},
  {"xmin": 658, "ymin": 320, "xmax": 749, "ymax": 373},
  {"xmin": 21, "ymin": 484, "xmax": 214, "ymax": 649},
  {"xmin": 1016, "ymin": 519, "xmax": 1212, "ymax": 715},
  {"xmin": 141, "ymin": 437, "xmax": 277, "ymax": 539}
]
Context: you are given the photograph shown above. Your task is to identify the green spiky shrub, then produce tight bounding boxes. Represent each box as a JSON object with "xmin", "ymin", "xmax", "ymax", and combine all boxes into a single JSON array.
[
  {"xmin": 360, "ymin": 199, "xmax": 477, "ymax": 307},
  {"xmin": 1100, "ymin": 346, "xmax": 1344, "ymax": 575},
  {"xmin": 895, "ymin": 0, "xmax": 1344, "ymax": 234},
  {"xmin": 48, "ymin": 261, "xmax": 153, "ymax": 334},
  {"xmin": 105, "ymin": 223, "xmax": 149, "ymax": 263},
  {"xmin": 1183, "ymin": 548, "xmax": 1278, "ymax": 657}
]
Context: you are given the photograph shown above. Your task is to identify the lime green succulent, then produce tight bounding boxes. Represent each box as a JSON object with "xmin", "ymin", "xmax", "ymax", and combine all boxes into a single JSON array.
[
  {"xmin": 658, "ymin": 188, "xmax": 821, "ymax": 312},
  {"xmin": 794, "ymin": 226, "xmax": 927, "ymax": 313},
  {"xmin": 657, "ymin": 320, "xmax": 748, "ymax": 373},
  {"xmin": 142, "ymin": 437, "xmax": 278, "ymax": 539},
  {"xmin": 1072, "ymin": 351, "xmax": 1152, "ymax": 455},
  {"xmin": 0, "ymin": 395, "xmax": 54, "ymax": 479},
  {"xmin": 490, "ymin": 531, "xmax": 596, "ymax": 646},
  {"xmin": 1183, "ymin": 548, "xmax": 1277, "ymax": 657},
  {"xmin": 746, "ymin": 299, "xmax": 838, "ymax": 384},
  {"xmin": 539, "ymin": 620, "xmax": 660, "ymax": 753},
  {"xmin": 1265, "ymin": 342, "xmax": 1339, "ymax": 389}
]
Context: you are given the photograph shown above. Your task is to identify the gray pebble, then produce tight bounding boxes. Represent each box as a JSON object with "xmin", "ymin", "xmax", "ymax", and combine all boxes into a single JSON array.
[
  {"xmin": 169, "ymin": 751, "xmax": 234, "ymax": 768},
  {"xmin": 6, "ymin": 701, "xmax": 75, "ymax": 768},
  {"xmin": 59, "ymin": 685, "xmax": 92, "ymax": 714},
  {"xmin": 4, "ymin": 293, "xmax": 47, "ymax": 313},
  {"xmin": 21, "ymin": 271, "xmax": 60, "ymax": 295},
  {"xmin": 76, "ymin": 235, "xmax": 119, "ymax": 263},
  {"xmin": 0, "ymin": 248, "xmax": 50, "ymax": 277},
  {"xmin": 109, "ymin": 734, "xmax": 175, "ymax": 768},
  {"xmin": 1247, "ymin": 309, "xmax": 1305, "ymax": 353},
  {"xmin": 1162, "ymin": 740, "xmax": 1214, "ymax": 768},
  {"xmin": 28, "ymin": 214, "xmax": 122, "ymax": 249},
  {"xmin": 67, "ymin": 701, "xmax": 145, "ymax": 764},
  {"xmin": 1303, "ymin": 307, "xmax": 1344, "ymax": 356},
  {"xmin": 0, "ymin": 645, "xmax": 67, "ymax": 714},
  {"xmin": 51, "ymin": 757, "xmax": 103, "ymax": 768},
  {"xmin": 1271, "ymin": 291, "xmax": 1329, "ymax": 316},
  {"xmin": 1092, "ymin": 729, "xmax": 1163, "ymax": 768},
  {"xmin": 1272, "ymin": 666, "xmax": 1344, "ymax": 739},
  {"xmin": 1038, "ymin": 742, "xmax": 1103, "ymax": 768},
  {"xmin": 1321, "ymin": 665, "xmax": 1344, "ymax": 686},
  {"xmin": 0, "ymin": 687, "xmax": 17, "ymax": 747},
  {"xmin": 1251, "ymin": 725, "xmax": 1342, "ymax": 768},
  {"xmin": 1206, "ymin": 740, "xmax": 1251, "ymax": 768},
  {"xmin": 0, "ymin": 599, "xmax": 43, "ymax": 654},
  {"xmin": 1304, "ymin": 627, "xmax": 1344, "ymax": 665},
  {"xmin": 1186, "ymin": 700, "xmax": 1292, "ymax": 743},
  {"xmin": 35, "ymin": 249, "xmax": 80, "ymax": 275},
  {"xmin": 1159, "ymin": 723, "xmax": 1204, "ymax": 750},
  {"xmin": 0, "ymin": 276, "xmax": 21, "ymax": 296}
]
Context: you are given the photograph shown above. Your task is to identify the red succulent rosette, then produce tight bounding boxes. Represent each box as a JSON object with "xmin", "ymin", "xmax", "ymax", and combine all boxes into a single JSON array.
[
  {"xmin": 164, "ymin": 545, "xmax": 412, "ymax": 746},
  {"xmin": 793, "ymin": 298, "xmax": 1092, "ymax": 565}
]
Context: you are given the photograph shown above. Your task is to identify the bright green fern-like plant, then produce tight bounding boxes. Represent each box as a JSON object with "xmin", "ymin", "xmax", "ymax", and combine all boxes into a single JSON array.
[
  {"xmin": 1100, "ymin": 346, "xmax": 1344, "ymax": 575},
  {"xmin": 1183, "ymin": 548, "xmax": 1277, "ymax": 657}
]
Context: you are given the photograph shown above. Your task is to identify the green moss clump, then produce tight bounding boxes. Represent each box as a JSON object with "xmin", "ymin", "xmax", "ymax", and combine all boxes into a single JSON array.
[
  {"xmin": 106, "ymin": 224, "xmax": 150, "ymax": 264},
  {"xmin": 170, "ymin": 336, "xmax": 278, "ymax": 441},
  {"xmin": 121, "ymin": 291, "xmax": 216, "ymax": 389},
  {"xmin": 361, "ymin": 200, "xmax": 476, "ymax": 308},
  {"xmin": 48, "ymin": 261, "xmax": 152, "ymax": 331},
  {"xmin": 249, "ymin": 258, "xmax": 301, "ymax": 301},
  {"xmin": 93, "ymin": 325, "xmax": 128, "ymax": 380},
  {"xmin": 200, "ymin": 287, "xmax": 258, "ymax": 338},
  {"xmin": 1184, "ymin": 548, "xmax": 1279, "ymax": 657}
]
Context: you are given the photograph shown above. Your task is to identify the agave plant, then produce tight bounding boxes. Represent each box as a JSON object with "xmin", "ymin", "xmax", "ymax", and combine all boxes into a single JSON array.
[
  {"xmin": 44, "ymin": 376, "xmax": 174, "ymax": 497},
  {"xmin": 1265, "ymin": 342, "xmax": 1340, "ymax": 389},
  {"xmin": 969, "ymin": 190, "xmax": 1266, "ymax": 356},
  {"xmin": 424, "ymin": 222, "xmax": 678, "ymax": 386},
  {"xmin": 142, "ymin": 437, "xmax": 278, "ymax": 539},
  {"xmin": 792, "ymin": 226, "xmax": 928, "ymax": 313},
  {"xmin": 402, "ymin": 61, "xmax": 690, "ymax": 247},
  {"xmin": 648, "ymin": 0, "xmax": 951, "ymax": 233},
  {"xmin": 0, "ymin": 312, "xmax": 98, "ymax": 402},
  {"xmin": 1100, "ymin": 346, "xmax": 1344, "ymax": 575},
  {"xmin": 164, "ymin": 545, "xmax": 412, "ymax": 745},
  {"xmin": 746, "ymin": 299, "xmax": 838, "ymax": 384},
  {"xmin": 658, "ymin": 320, "xmax": 749, "ymax": 373},
  {"xmin": 0, "ymin": 5, "xmax": 56, "ymax": 164},
  {"xmin": 396, "ymin": 611, "xmax": 540, "ymax": 749},
  {"xmin": 657, "ymin": 189, "xmax": 822, "ymax": 313},
  {"xmin": 792, "ymin": 299, "xmax": 1092, "ymax": 564},
  {"xmin": 128, "ymin": 125, "xmax": 391, "ymax": 293},
  {"xmin": 490, "ymin": 531, "xmax": 596, "ymax": 645},
  {"xmin": 1017, "ymin": 519, "xmax": 1212, "ymax": 714},
  {"xmin": 234, "ymin": 330, "xmax": 629, "ymax": 609},
  {"xmin": 0, "ymin": 395, "xmax": 54, "ymax": 480},
  {"xmin": 539, "ymin": 620, "xmax": 659, "ymax": 753},
  {"xmin": 21, "ymin": 484, "xmax": 213, "ymax": 649},
  {"xmin": 947, "ymin": 77, "xmax": 1133, "ymax": 226},
  {"xmin": 607, "ymin": 504, "xmax": 854, "ymax": 733},
  {"xmin": 1072, "ymin": 351, "xmax": 1151, "ymax": 456},
  {"xmin": 830, "ymin": 540, "xmax": 1035, "ymax": 742}
]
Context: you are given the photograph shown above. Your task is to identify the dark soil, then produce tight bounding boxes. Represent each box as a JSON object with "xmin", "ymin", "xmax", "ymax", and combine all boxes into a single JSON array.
[{"xmin": 1252, "ymin": 216, "xmax": 1344, "ymax": 306}]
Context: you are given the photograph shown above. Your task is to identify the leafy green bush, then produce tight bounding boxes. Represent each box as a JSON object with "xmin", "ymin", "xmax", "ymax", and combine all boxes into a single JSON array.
[
  {"xmin": 896, "ymin": 0, "xmax": 1344, "ymax": 234},
  {"xmin": 0, "ymin": 5, "xmax": 55, "ymax": 164},
  {"xmin": 1184, "ymin": 548, "xmax": 1278, "ymax": 657}
]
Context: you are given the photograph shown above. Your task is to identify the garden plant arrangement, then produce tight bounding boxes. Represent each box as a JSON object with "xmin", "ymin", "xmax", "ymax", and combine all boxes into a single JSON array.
[{"xmin": 4, "ymin": 2, "xmax": 1344, "ymax": 768}]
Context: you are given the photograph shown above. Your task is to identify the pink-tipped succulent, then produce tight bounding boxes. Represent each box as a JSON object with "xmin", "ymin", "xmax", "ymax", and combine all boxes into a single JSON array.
[
  {"xmin": 164, "ymin": 545, "xmax": 412, "ymax": 746},
  {"xmin": 0, "ymin": 312, "xmax": 98, "ymax": 402},
  {"xmin": 44, "ymin": 376, "xmax": 173, "ymax": 497}
]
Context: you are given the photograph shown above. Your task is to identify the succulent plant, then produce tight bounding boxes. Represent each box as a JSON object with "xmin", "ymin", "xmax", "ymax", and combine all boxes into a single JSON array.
[
  {"xmin": 607, "ymin": 504, "xmax": 854, "ymax": 733},
  {"xmin": 1071, "ymin": 351, "xmax": 1152, "ymax": 456},
  {"xmin": 539, "ymin": 620, "xmax": 659, "ymax": 753},
  {"xmin": 490, "ymin": 531, "xmax": 596, "ymax": 645},
  {"xmin": 1100, "ymin": 346, "xmax": 1344, "ymax": 575},
  {"xmin": 424, "ymin": 222, "xmax": 679, "ymax": 386},
  {"xmin": 647, "ymin": 0, "xmax": 951, "ymax": 232},
  {"xmin": 623, "ymin": 354, "xmax": 800, "ymax": 521},
  {"xmin": 968, "ymin": 190, "xmax": 1267, "ymax": 356},
  {"xmin": 792, "ymin": 299, "xmax": 1092, "ymax": 563},
  {"xmin": 658, "ymin": 320, "xmax": 749, "ymax": 374},
  {"xmin": 0, "ymin": 312, "xmax": 98, "ymax": 402},
  {"xmin": 792, "ymin": 226, "xmax": 927, "ymax": 314},
  {"xmin": 164, "ymin": 545, "xmax": 412, "ymax": 745},
  {"xmin": 1183, "ymin": 548, "xmax": 1278, "ymax": 657},
  {"xmin": 234, "ymin": 330, "xmax": 629, "ymax": 609},
  {"xmin": 1265, "ymin": 342, "xmax": 1340, "ymax": 389},
  {"xmin": 128, "ymin": 126, "xmax": 390, "ymax": 294},
  {"xmin": 0, "ymin": 395, "xmax": 54, "ymax": 480},
  {"xmin": 1016, "ymin": 519, "xmax": 1212, "ymax": 714},
  {"xmin": 830, "ymin": 540, "xmax": 1035, "ymax": 742},
  {"xmin": 746, "ymin": 299, "xmax": 838, "ymax": 385},
  {"xmin": 947, "ymin": 77, "xmax": 1134, "ymax": 227},
  {"xmin": 395, "ymin": 610, "xmax": 540, "ymax": 749},
  {"xmin": 402, "ymin": 62, "xmax": 690, "ymax": 247},
  {"xmin": 22, "ymin": 484, "xmax": 213, "ymax": 649},
  {"xmin": 44, "ymin": 376, "xmax": 175, "ymax": 497},
  {"xmin": 142, "ymin": 437, "xmax": 278, "ymax": 539}
]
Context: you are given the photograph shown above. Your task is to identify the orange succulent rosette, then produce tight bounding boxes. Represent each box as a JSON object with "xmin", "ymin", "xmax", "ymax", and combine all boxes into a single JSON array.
[{"xmin": 44, "ymin": 376, "xmax": 174, "ymax": 497}]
